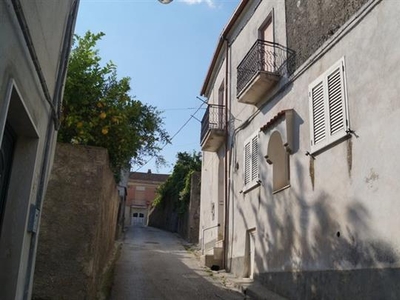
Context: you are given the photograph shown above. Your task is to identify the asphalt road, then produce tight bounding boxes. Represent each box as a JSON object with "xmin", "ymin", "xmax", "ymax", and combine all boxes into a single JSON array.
[{"xmin": 110, "ymin": 225, "xmax": 244, "ymax": 300}]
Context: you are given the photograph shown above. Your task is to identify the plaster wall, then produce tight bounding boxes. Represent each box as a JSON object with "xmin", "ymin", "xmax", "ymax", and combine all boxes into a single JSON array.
[
  {"xmin": 200, "ymin": 150, "xmax": 224, "ymax": 253},
  {"xmin": 231, "ymin": 0, "xmax": 400, "ymax": 297},
  {"xmin": 203, "ymin": 0, "xmax": 400, "ymax": 298},
  {"xmin": 200, "ymin": 0, "xmax": 286, "ymax": 259},
  {"xmin": 21, "ymin": 1, "xmax": 73, "ymax": 94},
  {"xmin": 200, "ymin": 54, "xmax": 227, "ymax": 253},
  {"xmin": 0, "ymin": 1, "xmax": 75, "ymax": 299},
  {"xmin": 224, "ymin": 0, "xmax": 288, "ymax": 277}
]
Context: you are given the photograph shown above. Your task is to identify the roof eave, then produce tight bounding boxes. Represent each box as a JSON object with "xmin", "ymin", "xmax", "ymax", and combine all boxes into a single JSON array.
[{"xmin": 200, "ymin": 0, "xmax": 250, "ymax": 97}]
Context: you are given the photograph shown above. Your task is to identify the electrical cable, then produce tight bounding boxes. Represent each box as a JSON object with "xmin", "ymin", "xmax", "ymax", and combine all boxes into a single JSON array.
[{"xmin": 133, "ymin": 101, "xmax": 205, "ymax": 172}]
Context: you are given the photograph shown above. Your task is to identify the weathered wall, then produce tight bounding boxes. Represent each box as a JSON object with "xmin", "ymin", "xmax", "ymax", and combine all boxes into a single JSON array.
[
  {"xmin": 148, "ymin": 194, "xmax": 178, "ymax": 232},
  {"xmin": 186, "ymin": 172, "xmax": 201, "ymax": 243},
  {"xmin": 116, "ymin": 169, "xmax": 129, "ymax": 238},
  {"xmin": 148, "ymin": 172, "xmax": 200, "ymax": 243},
  {"xmin": 33, "ymin": 143, "xmax": 119, "ymax": 300},
  {"xmin": 257, "ymin": 268, "xmax": 400, "ymax": 300},
  {"xmin": 285, "ymin": 0, "xmax": 369, "ymax": 72},
  {"xmin": 0, "ymin": 1, "xmax": 77, "ymax": 298},
  {"xmin": 230, "ymin": 0, "xmax": 400, "ymax": 298},
  {"xmin": 177, "ymin": 172, "xmax": 201, "ymax": 243},
  {"xmin": 201, "ymin": 0, "xmax": 400, "ymax": 298}
]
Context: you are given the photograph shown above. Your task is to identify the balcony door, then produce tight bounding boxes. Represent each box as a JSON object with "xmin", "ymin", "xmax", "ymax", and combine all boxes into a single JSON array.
[{"xmin": 259, "ymin": 17, "xmax": 274, "ymax": 72}]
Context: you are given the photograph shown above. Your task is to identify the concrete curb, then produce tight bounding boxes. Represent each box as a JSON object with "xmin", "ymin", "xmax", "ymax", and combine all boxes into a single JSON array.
[
  {"xmin": 186, "ymin": 243, "xmax": 287, "ymax": 300},
  {"xmin": 242, "ymin": 282, "xmax": 287, "ymax": 300},
  {"xmin": 210, "ymin": 271, "xmax": 287, "ymax": 300}
]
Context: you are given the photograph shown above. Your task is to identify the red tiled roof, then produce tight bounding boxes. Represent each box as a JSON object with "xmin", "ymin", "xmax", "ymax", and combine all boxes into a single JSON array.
[
  {"xmin": 129, "ymin": 171, "xmax": 169, "ymax": 183},
  {"xmin": 260, "ymin": 110, "xmax": 291, "ymax": 132}
]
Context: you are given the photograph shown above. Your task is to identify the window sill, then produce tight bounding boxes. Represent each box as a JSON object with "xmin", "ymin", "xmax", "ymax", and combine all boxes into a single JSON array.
[
  {"xmin": 272, "ymin": 184, "xmax": 291, "ymax": 194},
  {"xmin": 243, "ymin": 181, "xmax": 260, "ymax": 194},
  {"xmin": 310, "ymin": 133, "xmax": 351, "ymax": 155}
]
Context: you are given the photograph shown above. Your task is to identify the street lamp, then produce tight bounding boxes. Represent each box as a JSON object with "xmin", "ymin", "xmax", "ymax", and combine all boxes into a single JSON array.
[{"xmin": 158, "ymin": 0, "xmax": 173, "ymax": 3}]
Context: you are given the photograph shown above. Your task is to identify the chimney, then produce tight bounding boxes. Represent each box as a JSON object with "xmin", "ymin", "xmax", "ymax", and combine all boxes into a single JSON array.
[{"xmin": 147, "ymin": 169, "xmax": 152, "ymax": 174}]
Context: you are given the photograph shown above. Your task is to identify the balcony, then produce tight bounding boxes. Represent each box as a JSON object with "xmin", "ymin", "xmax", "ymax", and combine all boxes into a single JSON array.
[
  {"xmin": 200, "ymin": 105, "xmax": 225, "ymax": 152},
  {"xmin": 237, "ymin": 40, "xmax": 295, "ymax": 105}
]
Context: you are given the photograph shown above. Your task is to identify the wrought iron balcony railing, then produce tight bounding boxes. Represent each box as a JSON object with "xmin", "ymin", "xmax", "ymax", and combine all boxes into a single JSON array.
[
  {"xmin": 200, "ymin": 105, "xmax": 225, "ymax": 144},
  {"xmin": 237, "ymin": 40, "xmax": 295, "ymax": 96}
]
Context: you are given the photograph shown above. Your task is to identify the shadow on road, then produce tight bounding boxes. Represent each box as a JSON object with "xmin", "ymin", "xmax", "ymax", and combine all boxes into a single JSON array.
[{"xmin": 110, "ymin": 225, "xmax": 244, "ymax": 300}]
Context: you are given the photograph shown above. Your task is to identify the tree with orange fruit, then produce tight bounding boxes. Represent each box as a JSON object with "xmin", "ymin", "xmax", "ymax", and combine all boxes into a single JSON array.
[{"xmin": 58, "ymin": 31, "xmax": 169, "ymax": 179}]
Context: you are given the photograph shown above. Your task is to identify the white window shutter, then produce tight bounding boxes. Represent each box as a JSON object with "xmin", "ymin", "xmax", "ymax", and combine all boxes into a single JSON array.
[
  {"xmin": 251, "ymin": 135, "xmax": 259, "ymax": 181},
  {"xmin": 311, "ymin": 80, "xmax": 326, "ymax": 146},
  {"xmin": 244, "ymin": 141, "xmax": 251, "ymax": 185},
  {"xmin": 243, "ymin": 131, "xmax": 260, "ymax": 191},
  {"xmin": 327, "ymin": 64, "xmax": 347, "ymax": 140},
  {"xmin": 309, "ymin": 57, "xmax": 349, "ymax": 153}
]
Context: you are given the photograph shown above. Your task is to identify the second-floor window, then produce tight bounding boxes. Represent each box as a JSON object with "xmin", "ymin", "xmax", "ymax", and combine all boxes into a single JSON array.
[
  {"xmin": 244, "ymin": 132, "xmax": 259, "ymax": 191},
  {"xmin": 308, "ymin": 57, "xmax": 349, "ymax": 153}
]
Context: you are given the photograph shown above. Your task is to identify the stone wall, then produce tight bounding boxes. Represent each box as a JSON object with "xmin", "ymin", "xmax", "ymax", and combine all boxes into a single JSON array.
[
  {"xmin": 285, "ymin": 0, "xmax": 369, "ymax": 72},
  {"xmin": 185, "ymin": 172, "xmax": 200, "ymax": 243},
  {"xmin": 148, "ymin": 194, "xmax": 178, "ymax": 232},
  {"xmin": 33, "ymin": 143, "xmax": 119, "ymax": 300},
  {"xmin": 148, "ymin": 172, "xmax": 200, "ymax": 244}
]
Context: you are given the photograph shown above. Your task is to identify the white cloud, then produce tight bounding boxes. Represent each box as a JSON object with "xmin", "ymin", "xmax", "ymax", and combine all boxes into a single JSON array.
[{"xmin": 178, "ymin": 0, "xmax": 215, "ymax": 8}]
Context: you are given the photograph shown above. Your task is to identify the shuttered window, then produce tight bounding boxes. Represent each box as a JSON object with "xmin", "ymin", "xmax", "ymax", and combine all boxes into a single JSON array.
[
  {"xmin": 251, "ymin": 135, "xmax": 258, "ymax": 182},
  {"xmin": 244, "ymin": 132, "xmax": 259, "ymax": 191},
  {"xmin": 244, "ymin": 142, "xmax": 251, "ymax": 185},
  {"xmin": 309, "ymin": 58, "xmax": 349, "ymax": 153}
]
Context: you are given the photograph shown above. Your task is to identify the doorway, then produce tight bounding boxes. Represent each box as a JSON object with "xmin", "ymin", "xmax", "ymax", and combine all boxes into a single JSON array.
[
  {"xmin": 258, "ymin": 14, "xmax": 274, "ymax": 72},
  {"xmin": 132, "ymin": 212, "xmax": 145, "ymax": 225},
  {"xmin": 245, "ymin": 228, "xmax": 256, "ymax": 279},
  {"xmin": 0, "ymin": 124, "xmax": 15, "ymax": 237}
]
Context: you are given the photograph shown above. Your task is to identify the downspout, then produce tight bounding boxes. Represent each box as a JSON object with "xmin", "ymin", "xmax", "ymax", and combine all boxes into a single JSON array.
[
  {"xmin": 13, "ymin": 1, "xmax": 80, "ymax": 298},
  {"xmin": 223, "ymin": 38, "xmax": 229, "ymax": 270}
]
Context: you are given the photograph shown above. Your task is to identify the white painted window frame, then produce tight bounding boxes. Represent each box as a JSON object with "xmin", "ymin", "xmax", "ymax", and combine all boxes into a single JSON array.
[
  {"xmin": 243, "ymin": 131, "xmax": 260, "ymax": 192},
  {"xmin": 308, "ymin": 57, "xmax": 350, "ymax": 154}
]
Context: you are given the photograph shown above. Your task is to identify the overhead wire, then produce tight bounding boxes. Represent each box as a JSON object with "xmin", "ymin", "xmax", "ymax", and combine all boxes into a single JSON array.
[
  {"xmin": 133, "ymin": 101, "xmax": 205, "ymax": 172},
  {"xmin": 160, "ymin": 107, "xmax": 206, "ymax": 111}
]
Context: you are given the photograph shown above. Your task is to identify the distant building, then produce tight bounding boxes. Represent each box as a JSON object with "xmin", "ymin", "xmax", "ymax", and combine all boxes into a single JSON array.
[
  {"xmin": 0, "ymin": 1, "xmax": 79, "ymax": 299},
  {"xmin": 126, "ymin": 170, "xmax": 169, "ymax": 226},
  {"xmin": 199, "ymin": 0, "xmax": 400, "ymax": 299}
]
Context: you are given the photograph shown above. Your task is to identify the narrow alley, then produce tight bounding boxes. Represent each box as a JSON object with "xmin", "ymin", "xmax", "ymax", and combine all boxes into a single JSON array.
[{"xmin": 110, "ymin": 226, "xmax": 244, "ymax": 300}]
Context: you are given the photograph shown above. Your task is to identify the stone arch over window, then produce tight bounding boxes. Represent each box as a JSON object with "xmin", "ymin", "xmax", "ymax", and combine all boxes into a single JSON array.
[{"xmin": 265, "ymin": 131, "xmax": 290, "ymax": 192}]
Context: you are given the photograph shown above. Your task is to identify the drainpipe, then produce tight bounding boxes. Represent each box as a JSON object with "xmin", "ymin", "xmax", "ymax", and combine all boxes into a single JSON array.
[
  {"xmin": 223, "ymin": 38, "xmax": 229, "ymax": 270},
  {"xmin": 10, "ymin": 1, "xmax": 80, "ymax": 298}
]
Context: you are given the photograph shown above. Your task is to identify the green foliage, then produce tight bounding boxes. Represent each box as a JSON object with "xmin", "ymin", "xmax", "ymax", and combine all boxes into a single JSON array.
[
  {"xmin": 153, "ymin": 152, "xmax": 201, "ymax": 214},
  {"xmin": 59, "ymin": 31, "xmax": 169, "ymax": 178}
]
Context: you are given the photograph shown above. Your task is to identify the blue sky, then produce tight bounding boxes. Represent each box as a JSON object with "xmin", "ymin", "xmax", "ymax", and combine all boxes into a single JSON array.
[{"xmin": 75, "ymin": 0, "xmax": 240, "ymax": 174}]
